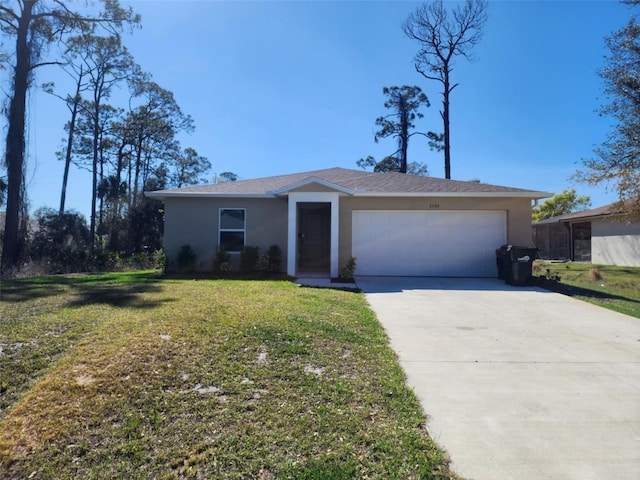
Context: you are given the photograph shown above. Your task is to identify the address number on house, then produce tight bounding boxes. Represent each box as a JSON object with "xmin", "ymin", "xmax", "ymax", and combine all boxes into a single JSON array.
[{"xmin": 429, "ymin": 204, "xmax": 440, "ymax": 209}]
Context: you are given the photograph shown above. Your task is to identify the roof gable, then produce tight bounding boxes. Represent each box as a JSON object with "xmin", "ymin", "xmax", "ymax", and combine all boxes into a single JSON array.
[{"xmin": 268, "ymin": 176, "xmax": 354, "ymax": 195}]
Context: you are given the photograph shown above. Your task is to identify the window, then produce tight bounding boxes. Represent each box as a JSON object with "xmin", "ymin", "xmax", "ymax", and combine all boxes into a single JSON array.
[{"xmin": 219, "ymin": 208, "xmax": 245, "ymax": 252}]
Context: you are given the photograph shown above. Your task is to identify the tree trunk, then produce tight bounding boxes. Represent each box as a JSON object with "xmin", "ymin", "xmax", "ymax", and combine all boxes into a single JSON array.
[
  {"xmin": 132, "ymin": 135, "xmax": 142, "ymax": 204},
  {"xmin": 127, "ymin": 150, "xmax": 133, "ymax": 208},
  {"xmin": 1, "ymin": 2, "xmax": 34, "ymax": 274},
  {"xmin": 443, "ymin": 71, "xmax": 451, "ymax": 180},
  {"xmin": 400, "ymin": 108, "xmax": 409, "ymax": 174},
  {"xmin": 142, "ymin": 150, "xmax": 152, "ymax": 187},
  {"xmin": 60, "ymin": 67, "xmax": 83, "ymax": 216},
  {"xmin": 98, "ymin": 129, "xmax": 105, "ymax": 229},
  {"xmin": 114, "ymin": 139, "xmax": 126, "ymax": 218},
  {"xmin": 90, "ymin": 104, "xmax": 99, "ymax": 248}
]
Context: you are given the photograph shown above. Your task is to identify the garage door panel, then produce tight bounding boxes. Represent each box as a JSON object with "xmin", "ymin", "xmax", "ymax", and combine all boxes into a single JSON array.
[{"xmin": 352, "ymin": 210, "xmax": 506, "ymax": 277}]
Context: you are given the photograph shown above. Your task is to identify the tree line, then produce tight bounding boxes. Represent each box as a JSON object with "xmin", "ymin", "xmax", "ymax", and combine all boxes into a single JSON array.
[{"xmin": 0, "ymin": 0, "xmax": 212, "ymax": 275}]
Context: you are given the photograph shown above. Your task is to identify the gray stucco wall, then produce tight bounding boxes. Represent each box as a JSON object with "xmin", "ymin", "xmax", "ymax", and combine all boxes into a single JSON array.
[
  {"xmin": 162, "ymin": 194, "xmax": 533, "ymax": 273},
  {"xmin": 592, "ymin": 218, "xmax": 640, "ymax": 267},
  {"xmin": 163, "ymin": 197, "xmax": 288, "ymax": 271}
]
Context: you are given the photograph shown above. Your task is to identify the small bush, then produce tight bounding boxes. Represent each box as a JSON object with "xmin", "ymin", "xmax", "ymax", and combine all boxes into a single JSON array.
[
  {"xmin": 256, "ymin": 254, "xmax": 271, "ymax": 273},
  {"xmin": 176, "ymin": 245, "xmax": 197, "ymax": 273},
  {"xmin": 2, "ymin": 261, "xmax": 49, "ymax": 279},
  {"xmin": 240, "ymin": 246, "xmax": 260, "ymax": 273},
  {"xmin": 544, "ymin": 268, "xmax": 561, "ymax": 282},
  {"xmin": 152, "ymin": 249, "xmax": 169, "ymax": 272},
  {"xmin": 213, "ymin": 246, "xmax": 231, "ymax": 274},
  {"xmin": 28, "ymin": 208, "xmax": 92, "ymax": 273},
  {"xmin": 267, "ymin": 244, "xmax": 282, "ymax": 273},
  {"xmin": 90, "ymin": 249, "xmax": 120, "ymax": 272},
  {"xmin": 588, "ymin": 268, "xmax": 603, "ymax": 282},
  {"xmin": 340, "ymin": 256, "xmax": 356, "ymax": 280}
]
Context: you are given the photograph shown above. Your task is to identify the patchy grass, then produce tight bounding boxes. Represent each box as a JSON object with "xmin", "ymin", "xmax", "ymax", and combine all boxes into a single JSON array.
[
  {"xmin": 534, "ymin": 262, "xmax": 640, "ymax": 318},
  {"xmin": 0, "ymin": 272, "xmax": 457, "ymax": 479}
]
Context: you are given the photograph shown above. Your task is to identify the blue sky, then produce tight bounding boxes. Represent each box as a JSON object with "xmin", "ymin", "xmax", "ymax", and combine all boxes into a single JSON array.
[{"xmin": 13, "ymin": 0, "xmax": 634, "ymax": 217}]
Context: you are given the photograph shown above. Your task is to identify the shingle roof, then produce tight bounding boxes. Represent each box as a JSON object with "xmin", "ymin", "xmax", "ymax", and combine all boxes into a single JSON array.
[
  {"xmin": 147, "ymin": 167, "xmax": 551, "ymax": 198},
  {"xmin": 534, "ymin": 199, "xmax": 638, "ymax": 225}
]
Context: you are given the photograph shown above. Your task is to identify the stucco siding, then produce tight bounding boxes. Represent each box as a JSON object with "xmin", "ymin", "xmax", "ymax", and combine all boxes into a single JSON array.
[
  {"xmin": 163, "ymin": 194, "xmax": 534, "ymax": 274},
  {"xmin": 164, "ymin": 197, "xmax": 288, "ymax": 271},
  {"xmin": 592, "ymin": 218, "xmax": 640, "ymax": 267},
  {"xmin": 337, "ymin": 196, "xmax": 532, "ymax": 269}
]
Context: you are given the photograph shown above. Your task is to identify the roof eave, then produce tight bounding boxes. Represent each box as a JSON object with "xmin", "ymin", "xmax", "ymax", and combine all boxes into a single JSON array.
[
  {"xmin": 145, "ymin": 190, "xmax": 553, "ymax": 200},
  {"xmin": 552, "ymin": 212, "xmax": 619, "ymax": 223},
  {"xmin": 144, "ymin": 192, "xmax": 275, "ymax": 199},
  {"xmin": 533, "ymin": 209, "xmax": 627, "ymax": 224},
  {"xmin": 352, "ymin": 191, "xmax": 553, "ymax": 199}
]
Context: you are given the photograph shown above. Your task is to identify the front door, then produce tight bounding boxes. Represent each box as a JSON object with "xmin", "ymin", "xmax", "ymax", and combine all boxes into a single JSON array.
[{"xmin": 297, "ymin": 203, "xmax": 331, "ymax": 273}]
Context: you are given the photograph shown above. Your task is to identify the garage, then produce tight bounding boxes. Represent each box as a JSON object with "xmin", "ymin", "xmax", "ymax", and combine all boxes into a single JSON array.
[{"xmin": 352, "ymin": 210, "xmax": 507, "ymax": 277}]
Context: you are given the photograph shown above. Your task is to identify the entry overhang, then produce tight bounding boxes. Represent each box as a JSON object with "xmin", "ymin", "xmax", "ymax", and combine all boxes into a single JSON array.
[{"xmin": 287, "ymin": 192, "xmax": 340, "ymax": 278}]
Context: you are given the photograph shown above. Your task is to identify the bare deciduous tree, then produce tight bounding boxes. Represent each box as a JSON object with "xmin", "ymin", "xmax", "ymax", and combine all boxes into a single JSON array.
[{"xmin": 403, "ymin": 0, "xmax": 488, "ymax": 179}]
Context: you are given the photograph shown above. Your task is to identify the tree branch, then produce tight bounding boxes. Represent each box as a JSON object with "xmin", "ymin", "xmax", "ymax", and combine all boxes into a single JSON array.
[
  {"xmin": 415, "ymin": 63, "xmax": 444, "ymax": 83},
  {"xmin": 31, "ymin": 60, "xmax": 65, "ymax": 70}
]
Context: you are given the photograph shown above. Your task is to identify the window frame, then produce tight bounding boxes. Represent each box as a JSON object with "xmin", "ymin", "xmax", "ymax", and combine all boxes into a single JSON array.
[{"xmin": 218, "ymin": 208, "xmax": 246, "ymax": 253}]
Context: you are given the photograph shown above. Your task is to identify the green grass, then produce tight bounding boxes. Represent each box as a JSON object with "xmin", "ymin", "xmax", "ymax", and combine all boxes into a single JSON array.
[
  {"xmin": 0, "ymin": 272, "xmax": 457, "ymax": 479},
  {"xmin": 534, "ymin": 262, "xmax": 640, "ymax": 318}
]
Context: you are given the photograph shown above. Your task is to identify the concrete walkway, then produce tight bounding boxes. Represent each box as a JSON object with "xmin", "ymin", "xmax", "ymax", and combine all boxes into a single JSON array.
[
  {"xmin": 294, "ymin": 277, "xmax": 357, "ymax": 289},
  {"xmin": 356, "ymin": 277, "xmax": 640, "ymax": 480}
]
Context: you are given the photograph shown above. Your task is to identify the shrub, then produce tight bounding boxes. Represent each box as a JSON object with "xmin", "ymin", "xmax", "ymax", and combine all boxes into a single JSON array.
[
  {"xmin": 588, "ymin": 268, "xmax": 603, "ymax": 282},
  {"xmin": 28, "ymin": 207, "xmax": 92, "ymax": 273},
  {"xmin": 240, "ymin": 246, "xmax": 260, "ymax": 273},
  {"xmin": 3, "ymin": 260, "xmax": 49, "ymax": 279},
  {"xmin": 340, "ymin": 256, "xmax": 356, "ymax": 280},
  {"xmin": 256, "ymin": 254, "xmax": 270, "ymax": 273},
  {"xmin": 544, "ymin": 267, "xmax": 561, "ymax": 282},
  {"xmin": 267, "ymin": 244, "xmax": 282, "ymax": 273},
  {"xmin": 213, "ymin": 246, "xmax": 231, "ymax": 274},
  {"xmin": 176, "ymin": 245, "xmax": 197, "ymax": 273},
  {"xmin": 152, "ymin": 249, "xmax": 169, "ymax": 272},
  {"xmin": 90, "ymin": 249, "xmax": 120, "ymax": 272}
]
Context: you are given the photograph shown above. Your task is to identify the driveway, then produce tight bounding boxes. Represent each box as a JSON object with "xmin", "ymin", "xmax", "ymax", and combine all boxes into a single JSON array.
[{"xmin": 356, "ymin": 277, "xmax": 640, "ymax": 480}]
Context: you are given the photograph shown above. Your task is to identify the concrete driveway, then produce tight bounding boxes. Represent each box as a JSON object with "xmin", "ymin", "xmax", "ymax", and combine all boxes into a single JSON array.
[{"xmin": 356, "ymin": 277, "xmax": 640, "ymax": 480}]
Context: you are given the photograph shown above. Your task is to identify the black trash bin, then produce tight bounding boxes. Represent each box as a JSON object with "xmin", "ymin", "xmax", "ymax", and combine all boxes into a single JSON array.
[
  {"xmin": 495, "ymin": 245, "xmax": 511, "ymax": 280},
  {"xmin": 507, "ymin": 246, "xmax": 537, "ymax": 286}
]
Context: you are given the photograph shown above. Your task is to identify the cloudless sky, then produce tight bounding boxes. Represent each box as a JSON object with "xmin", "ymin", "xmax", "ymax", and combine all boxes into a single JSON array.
[{"xmin": 7, "ymin": 0, "xmax": 635, "ymax": 218}]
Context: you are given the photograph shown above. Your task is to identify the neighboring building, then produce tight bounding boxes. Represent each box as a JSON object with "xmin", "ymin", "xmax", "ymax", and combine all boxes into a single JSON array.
[
  {"xmin": 146, "ymin": 167, "xmax": 550, "ymax": 277},
  {"xmin": 533, "ymin": 201, "xmax": 640, "ymax": 266}
]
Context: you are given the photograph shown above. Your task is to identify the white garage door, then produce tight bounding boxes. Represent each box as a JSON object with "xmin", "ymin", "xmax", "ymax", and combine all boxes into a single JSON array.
[{"xmin": 352, "ymin": 210, "xmax": 506, "ymax": 277}]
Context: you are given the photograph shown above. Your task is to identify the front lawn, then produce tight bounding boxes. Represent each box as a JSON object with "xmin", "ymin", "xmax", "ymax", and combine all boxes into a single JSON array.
[
  {"xmin": 534, "ymin": 262, "xmax": 640, "ymax": 318},
  {"xmin": 0, "ymin": 272, "xmax": 456, "ymax": 479}
]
